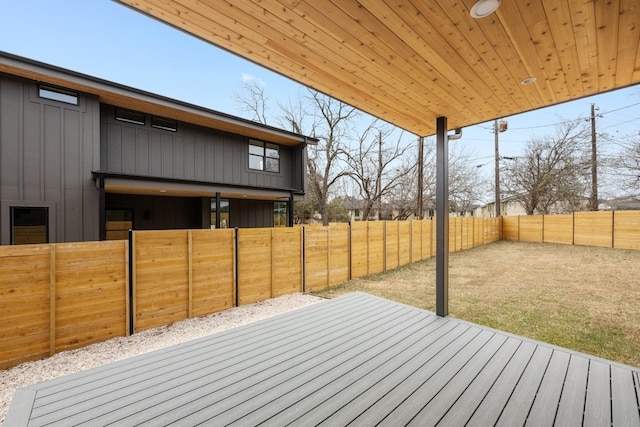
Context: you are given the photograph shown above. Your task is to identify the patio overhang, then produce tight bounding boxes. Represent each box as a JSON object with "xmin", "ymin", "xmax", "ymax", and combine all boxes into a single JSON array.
[
  {"xmin": 115, "ymin": 0, "xmax": 640, "ymax": 137},
  {"xmin": 93, "ymin": 172, "xmax": 301, "ymax": 201}
]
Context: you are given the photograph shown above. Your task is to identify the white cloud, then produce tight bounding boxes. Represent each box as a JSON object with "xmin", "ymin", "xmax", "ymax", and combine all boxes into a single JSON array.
[{"xmin": 241, "ymin": 73, "xmax": 265, "ymax": 86}]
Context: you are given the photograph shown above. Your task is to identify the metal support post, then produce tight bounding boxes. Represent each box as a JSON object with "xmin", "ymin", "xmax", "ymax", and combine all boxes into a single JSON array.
[{"xmin": 436, "ymin": 117, "xmax": 449, "ymax": 317}]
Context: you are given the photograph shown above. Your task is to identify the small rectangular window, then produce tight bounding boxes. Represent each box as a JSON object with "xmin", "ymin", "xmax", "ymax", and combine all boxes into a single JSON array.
[
  {"xmin": 210, "ymin": 199, "xmax": 230, "ymax": 229},
  {"xmin": 274, "ymin": 202, "xmax": 287, "ymax": 227},
  {"xmin": 11, "ymin": 206, "xmax": 49, "ymax": 244},
  {"xmin": 115, "ymin": 108, "xmax": 146, "ymax": 125},
  {"xmin": 151, "ymin": 116, "xmax": 177, "ymax": 132},
  {"xmin": 38, "ymin": 85, "xmax": 78, "ymax": 105}
]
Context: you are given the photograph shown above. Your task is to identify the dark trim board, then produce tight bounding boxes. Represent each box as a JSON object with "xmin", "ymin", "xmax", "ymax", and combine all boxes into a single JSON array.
[{"xmin": 6, "ymin": 293, "xmax": 640, "ymax": 426}]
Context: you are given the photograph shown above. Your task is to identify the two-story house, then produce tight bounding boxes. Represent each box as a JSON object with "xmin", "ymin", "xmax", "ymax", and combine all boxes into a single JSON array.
[{"xmin": 0, "ymin": 52, "xmax": 316, "ymax": 244}]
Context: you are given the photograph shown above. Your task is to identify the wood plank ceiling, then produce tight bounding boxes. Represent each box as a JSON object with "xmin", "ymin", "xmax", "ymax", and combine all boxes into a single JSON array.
[{"xmin": 117, "ymin": 0, "xmax": 640, "ymax": 136}]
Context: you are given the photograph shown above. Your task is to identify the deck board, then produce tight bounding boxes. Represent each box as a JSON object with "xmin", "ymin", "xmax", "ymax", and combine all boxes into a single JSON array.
[{"xmin": 6, "ymin": 292, "xmax": 640, "ymax": 426}]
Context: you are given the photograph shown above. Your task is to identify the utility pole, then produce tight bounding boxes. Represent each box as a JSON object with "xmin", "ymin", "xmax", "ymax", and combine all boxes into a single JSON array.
[
  {"xmin": 590, "ymin": 103, "xmax": 599, "ymax": 211},
  {"xmin": 417, "ymin": 136, "xmax": 424, "ymax": 219}
]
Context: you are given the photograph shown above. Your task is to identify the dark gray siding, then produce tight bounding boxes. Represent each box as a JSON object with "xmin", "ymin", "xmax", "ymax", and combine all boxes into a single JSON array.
[
  {"xmin": 101, "ymin": 105, "xmax": 301, "ymax": 192},
  {"xmin": 0, "ymin": 74, "xmax": 100, "ymax": 244},
  {"xmin": 106, "ymin": 194, "xmax": 203, "ymax": 230},
  {"xmin": 229, "ymin": 199, "xmax": 274, "ymax": 228}
]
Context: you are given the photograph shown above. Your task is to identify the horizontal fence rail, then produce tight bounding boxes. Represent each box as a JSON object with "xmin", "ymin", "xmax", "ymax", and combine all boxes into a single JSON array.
[{"xmin": 1, "ymin": 217, "xmax": 504, "ymax": 368}]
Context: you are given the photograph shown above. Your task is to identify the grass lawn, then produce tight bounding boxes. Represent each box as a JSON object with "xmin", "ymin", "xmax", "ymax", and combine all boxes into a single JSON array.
[{"xmin": 314, "ymin": 240, "xmax": 640, "ymax": 368}]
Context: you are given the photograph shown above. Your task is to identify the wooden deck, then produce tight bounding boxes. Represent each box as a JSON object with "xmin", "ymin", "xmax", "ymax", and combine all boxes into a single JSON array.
[{"xmin": 6, "ymin": 292, "xmax": 640, "ymax": 426}]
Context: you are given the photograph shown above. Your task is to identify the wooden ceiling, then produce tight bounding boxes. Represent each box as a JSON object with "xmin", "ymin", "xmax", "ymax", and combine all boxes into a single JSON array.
[{"xmin": 117, "ymin": 0, "xmax": 640, "ymax": 136}]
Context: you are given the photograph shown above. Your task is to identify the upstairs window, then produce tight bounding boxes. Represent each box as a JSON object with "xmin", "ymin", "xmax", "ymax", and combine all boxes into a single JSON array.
[
  {"xmin": 151, "ymin": 116, "xmax": 177, "ymax": 132},
  {"xmin": 249, "ymin": 140, "xmax": 280, "ymax": 173},
  {"xmin": 115, "ymin": 108, "xmax": 145, "ymax": 125},
  {"xmin": 38, "ymin": 85, "xmax": 78, "ymax": 105}
]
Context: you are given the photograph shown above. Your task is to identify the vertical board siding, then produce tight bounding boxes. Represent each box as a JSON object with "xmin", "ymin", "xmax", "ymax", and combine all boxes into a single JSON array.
[
  {"xmin": 134, "ymin": 230, "xmax": 190, "ymax": 332},
  {"xmin": 237, "ymin": 228, "xmax": 273, "ymax": 305},
  {"xmin": 543, "ymin": 214, "xmax": 574, "ymax": 245},
  {"xmin": 614, "ymin": 211, "xmax": 640, "ymax": 250},
  {"xmin": 0, "ymin": 76, "xmax": 100, "ymax": 244},
  {"xmin": 574, "ymin": 211, "xmax": 614, "ymax": 248},
  {"xmin": 190, "ymin": 229, "xmax": 235, "ymax": 317}
]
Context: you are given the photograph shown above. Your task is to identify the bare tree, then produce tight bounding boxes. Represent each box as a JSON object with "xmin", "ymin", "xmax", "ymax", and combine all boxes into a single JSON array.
[
  {"xmin": 612, "ymin": 137, "xmax": 640, "ymax": 198},
  {"xmin": 384, "ymin": 139, "xmax": 485, "ymax": 218},
  {"xmin": 235, "ymin": 84, "xmax": 357, "ymax": 225},
  {"xmin": 501, "ymin": 121, "xmax": 591, "ymax": 215},
  {"xmin": 304, "ymin": 91, "xmax": 358, "ymax": 225},
  {"xmin": 343, "ymin": 123, "xmax": 414, "ymax": 220},
  {"xmin": 233, "ymin": 79, "xmax": 269, "ymax": 125}
]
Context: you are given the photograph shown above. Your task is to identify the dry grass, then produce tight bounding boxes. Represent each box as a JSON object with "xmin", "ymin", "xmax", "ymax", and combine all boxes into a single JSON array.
[{"xmin": 315, "ymin": 241, "xmax": 640, "ymax": 368}]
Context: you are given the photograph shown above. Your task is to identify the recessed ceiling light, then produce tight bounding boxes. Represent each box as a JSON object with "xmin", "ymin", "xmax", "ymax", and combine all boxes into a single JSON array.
[
  {"xmin": 470, "ymin": 0, "xmax": 502, "ymax": 18},
  {"xmin": 521, "ymin": 76, "xmax": 537, "ymax": 85}
]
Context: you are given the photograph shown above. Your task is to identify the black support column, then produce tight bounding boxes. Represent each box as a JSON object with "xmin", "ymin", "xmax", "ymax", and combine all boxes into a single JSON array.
[
  {"xmin": 98, "ymin": 176, "xmax": 106, "ymax": 241},
  {"xmin": 288, "ymin": 193, "xmax": 294, "ymax": 227},
  {"xmin": 215, "ymin": 192, "xmax": 221, "ymax": 229},
  {"xmin": 436, "ymin": 117, "xmax": 449, "ymax": 317}
]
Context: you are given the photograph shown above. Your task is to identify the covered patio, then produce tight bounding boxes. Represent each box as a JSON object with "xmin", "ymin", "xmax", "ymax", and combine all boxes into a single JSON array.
[{"xmin": 6, "ymin": 0, "xmax": 640, "ymax": 424}]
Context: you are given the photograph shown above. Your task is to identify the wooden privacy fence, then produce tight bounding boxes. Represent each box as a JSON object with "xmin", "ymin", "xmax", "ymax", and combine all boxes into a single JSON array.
[
  {"xmin": 502, "ymin": 210, "xmax": 640, "ymax": 250},
  {"xmin": 0, "ymin": 241, "xmax": 128, "ymax": 370},
  {"xmin": 0, "ymin": 218, "xmax": 502, "ymax": 369}
]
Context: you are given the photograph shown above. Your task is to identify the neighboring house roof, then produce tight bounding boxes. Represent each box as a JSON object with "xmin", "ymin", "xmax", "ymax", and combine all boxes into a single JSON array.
[{"xmin": 0, "ymin": 51, "xmax": 317, "ymax": 147}]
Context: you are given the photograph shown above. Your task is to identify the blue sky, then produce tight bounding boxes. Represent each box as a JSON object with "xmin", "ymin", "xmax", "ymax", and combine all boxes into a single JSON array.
[{"xmin": 1, "ymin": 0, "xmax": 639, "ymax": 195}]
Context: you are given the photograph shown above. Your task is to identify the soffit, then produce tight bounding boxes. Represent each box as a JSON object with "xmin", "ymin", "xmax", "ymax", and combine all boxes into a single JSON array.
[
  {"xmin": 117, "ymin": 0, "xmax": 640, "ymax": 136},
  {"xmin": 0, "ymin": 54, "xmax": 312, "ymax": 147}
]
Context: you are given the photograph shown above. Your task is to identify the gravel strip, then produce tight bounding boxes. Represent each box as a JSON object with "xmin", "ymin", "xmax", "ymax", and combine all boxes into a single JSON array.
[{"xmin": 0, "ymin": 293, "xmax": 324, "ymax": 425}]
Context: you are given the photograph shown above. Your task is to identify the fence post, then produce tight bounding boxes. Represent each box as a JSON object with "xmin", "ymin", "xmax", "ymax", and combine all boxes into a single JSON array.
[
  {"xmin": 128, "ymin": 230, "xmax": 136, "ymax": 334},
  {"xmin": 188, "ymin": 230, "xmax": 193, "ymax": 318},
  {"xmin": 327, "ymin": 226, "xmax": 331, "ymax": 288},
  {"xmin": 348, "ymin": 222, "xmax": 352, "ymax": 281},
  {"xmin": 410, "ymin": 221, "xmax": 413, "ymax": 265},
  {"xmin": 612, "ymin": 210, "xmax": 615, "ymax": 248},
  {"xmin": 299, "ymin": 226, "xmax": 303, "ymax": 292},
  {"xmin": 383, "ymin": 220, "xmax": 387, "ymax": 272},
  {"xmin": 302, "ymin": 226, "xmax": 307, "ymax": 292},
  {"xmin": 234, "ymin": 228, "xmax": 239, "ymax": 306},
  {"xmin": 271, "ymin": 228, "xmax": 275, "ymax": 298},
  {"xmin": 124, "ymin": 239, "xmax": 130, "ymax": 336},
  {"xmin": 49, "ymin": 244, "xmax": 56, "ymax": 356}
]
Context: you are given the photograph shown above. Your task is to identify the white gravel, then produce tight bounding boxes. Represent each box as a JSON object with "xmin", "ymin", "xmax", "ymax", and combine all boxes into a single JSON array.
[{"xmin": 0, "ymin": 293, "xmax": 324, "ymax": 425}]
